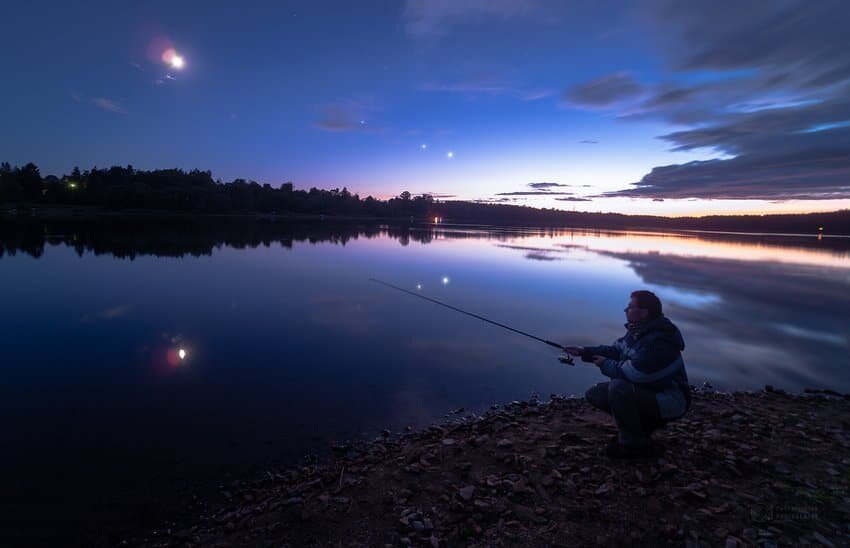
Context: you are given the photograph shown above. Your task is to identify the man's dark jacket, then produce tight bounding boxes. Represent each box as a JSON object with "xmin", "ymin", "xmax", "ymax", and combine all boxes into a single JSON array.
[{"xmin": 585, "ymin": 316, "xmax": 691, "ymax": 415}]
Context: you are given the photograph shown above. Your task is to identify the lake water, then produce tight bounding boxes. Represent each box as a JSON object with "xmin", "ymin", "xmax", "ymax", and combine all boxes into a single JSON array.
[{"xmin": 1, "ymin": 218, "xmax": 849, "ymax": 543}]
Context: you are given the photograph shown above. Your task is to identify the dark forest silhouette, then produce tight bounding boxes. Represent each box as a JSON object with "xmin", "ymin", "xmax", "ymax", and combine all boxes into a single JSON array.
[{"xmin": 2, "ymin": 162, "xmax": 849, "ymax": 234}]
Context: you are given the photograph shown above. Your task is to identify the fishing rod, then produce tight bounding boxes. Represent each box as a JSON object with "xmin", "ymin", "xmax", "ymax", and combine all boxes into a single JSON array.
[{"xmin": 369, "ymin": 278, "xmax": 575, "ymax": 365}]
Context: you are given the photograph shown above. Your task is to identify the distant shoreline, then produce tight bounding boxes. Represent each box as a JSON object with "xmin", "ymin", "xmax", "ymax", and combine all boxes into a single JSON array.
[{"xmin": 2, "ymin": 204, "xmax": 848, "ymax": 236}]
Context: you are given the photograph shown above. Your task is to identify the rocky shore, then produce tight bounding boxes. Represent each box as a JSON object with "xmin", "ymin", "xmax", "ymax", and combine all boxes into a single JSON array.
[{"xmin": 131, "ymin": 387, "xmax": 850, "ymax": 547}]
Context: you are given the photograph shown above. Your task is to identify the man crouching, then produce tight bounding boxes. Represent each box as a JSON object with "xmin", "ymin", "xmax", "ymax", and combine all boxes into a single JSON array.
[{"xmin": 566, "ymin": 290, "xmax": 691, "ymax": 458}]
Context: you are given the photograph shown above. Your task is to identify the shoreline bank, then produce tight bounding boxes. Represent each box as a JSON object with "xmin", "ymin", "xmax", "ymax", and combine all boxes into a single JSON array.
[
  {"xmin": 2, "ymin": 205, "xmax": 847, "ymax": 237},
  {"xmin": 129, "ymin": 387, "xmax": 850, "ymax": 547}
]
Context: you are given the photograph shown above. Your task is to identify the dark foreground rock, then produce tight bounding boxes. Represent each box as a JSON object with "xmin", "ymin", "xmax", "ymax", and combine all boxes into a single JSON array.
[{"xmin": 130, "ymin": 388, "xmax": 850, "ymax": 547}]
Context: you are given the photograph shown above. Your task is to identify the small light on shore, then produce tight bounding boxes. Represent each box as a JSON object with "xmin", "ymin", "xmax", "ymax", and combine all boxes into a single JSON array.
[
  {"xmin": 416, "ymin": 283, "xmax": 422, "ymax": 290},
  {"xmin": 68, "ymin": 182, "xmax": 77, "ymax": 189},
  {"xmin": 178, "ymin": 348, "xmax": 187, "ymax": 360}
]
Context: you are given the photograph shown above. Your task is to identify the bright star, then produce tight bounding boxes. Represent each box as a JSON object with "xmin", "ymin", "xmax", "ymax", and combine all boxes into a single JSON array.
[
  {"xmin": 416, "ymin": 283, "xmax": 422, "ymax": 290},
  {"xmin": 420, "ymin": 144, "xmax": 428, "ymax": 150},
  {"xmin": 171, "ymin": 55, "xmax": 184, "ymax": 69},
  {"xmin": 178, "ymin": 348, "xmax": 187, "ymax": 360},
  {"xmin": 446, "ymin": 151, "xmax": 454, "ymax": 159},
  {"xmin": 442, "ymin": 276, "xmax": 450, "ymax": 285}
]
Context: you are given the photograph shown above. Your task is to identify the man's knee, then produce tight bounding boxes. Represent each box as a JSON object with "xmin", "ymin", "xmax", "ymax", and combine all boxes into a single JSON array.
[
  {"xmin": 585, "ymin": 382, "xmax": 609, "ymax": 409},
  {"xmin": 608, "ymin": 378, "xmax": 634, "ymax": 397}
]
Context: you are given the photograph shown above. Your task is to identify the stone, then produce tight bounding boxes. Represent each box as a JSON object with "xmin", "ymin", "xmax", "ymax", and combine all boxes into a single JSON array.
[
  {"xmin": 459, "ymin": 485, "xmax": 475, "ymax": 501},
  {"xmin": 812, "ymin": 532, "xmax": 835, "ymax": 548}
]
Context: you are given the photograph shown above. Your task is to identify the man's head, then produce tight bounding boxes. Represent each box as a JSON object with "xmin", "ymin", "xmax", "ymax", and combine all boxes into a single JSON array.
[{"xmin": 625, "ymin": 290, "xmax": 663, "ymax": 323}]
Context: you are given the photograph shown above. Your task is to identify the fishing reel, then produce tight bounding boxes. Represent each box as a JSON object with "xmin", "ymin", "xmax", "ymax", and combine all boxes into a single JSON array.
[
  {"xmin": 558, "ymin": 349, "xmax": 596, "ymax": 366},
  {"xmin": 558, "ymin": 354, "xmax": 575, "ymax": 366}
]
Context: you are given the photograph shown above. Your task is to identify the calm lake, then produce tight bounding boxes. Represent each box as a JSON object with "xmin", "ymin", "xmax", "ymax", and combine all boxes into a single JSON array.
[{"xmin": 1, "ymin": 218, "xmax": 849, "ymax": 542}]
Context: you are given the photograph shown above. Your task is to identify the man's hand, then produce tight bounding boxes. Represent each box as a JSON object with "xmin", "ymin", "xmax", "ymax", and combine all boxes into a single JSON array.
[
  {"xmin": 592, "ymin": 355, "xmax": 607, "ymax": 367},
  {"xmin": 564, "ymin": 345, "xmax": 584, "ymax": 356}
]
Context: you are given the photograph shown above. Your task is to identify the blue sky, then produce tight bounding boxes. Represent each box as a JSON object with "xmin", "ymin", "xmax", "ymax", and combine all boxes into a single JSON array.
[{"xmin": 2, "ymin": 0, "xmax": 849, "ymax": 215}]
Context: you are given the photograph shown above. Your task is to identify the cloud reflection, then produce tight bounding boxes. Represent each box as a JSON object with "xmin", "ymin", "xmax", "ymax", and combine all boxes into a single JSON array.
[{"xmin": 588, "ymin": 248, "xmax": 850, "ymax": 390}]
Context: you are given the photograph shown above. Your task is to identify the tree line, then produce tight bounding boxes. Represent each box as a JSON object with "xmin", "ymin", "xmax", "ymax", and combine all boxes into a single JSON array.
[
  {"xmin": 2, "ymin": 162, "xmax": 848, "ymax": 234},
  {"xmin": 0, "ymin": 162, "xmax": 437, "ymax": 217}
]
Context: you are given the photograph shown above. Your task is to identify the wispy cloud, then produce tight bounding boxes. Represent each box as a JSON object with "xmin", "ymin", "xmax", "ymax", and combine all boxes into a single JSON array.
[
  {"xmin": 473, "ymin": 197, "xmax": 516, "ymax": 203},
  {"xmin": 402, "ymin": 0, "xmax": 543, "ymax": 38},
  {"xmin": 314, "ymin": 102, "xmax": 386, "ymax": 133},
  {"xmin": 562, "ymin": 72, "xmax": 644, "ymax": 108},
  {"xmin": 528, "ymin": 182, "xmax": 570, "ymax": 189},
  {"xmin": 421, "ymin": 80, "xmax": 554, "ymax": 101},
  {"xmin": 495, "ymin": 190, "xmax": 574, "ymax": 196},
  {"xmin": 90, "ymin": 97, "xmax": 127, "ymax": 114},
  {"xmin": 80, "ymin": 304, "xmax": 134, "ymax": 323}
]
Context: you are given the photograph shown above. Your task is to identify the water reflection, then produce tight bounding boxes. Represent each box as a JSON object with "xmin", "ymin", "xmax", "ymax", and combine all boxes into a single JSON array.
[
  {"xmin": 3, "ymin": 217, "xmax": 849, "ymax": 259},
  {"xmin": 1, "ymin": 218, "xmax": 849, "ymax": 543},
  {"xmin": 493, "ymin": 231, "xmax": 849, "ymax": 390}
]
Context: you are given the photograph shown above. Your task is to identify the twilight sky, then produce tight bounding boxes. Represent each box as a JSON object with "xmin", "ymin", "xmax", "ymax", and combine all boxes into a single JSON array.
[{"xmin": 2, "ymin": 0, "xmax": 849, "ymax": 216}]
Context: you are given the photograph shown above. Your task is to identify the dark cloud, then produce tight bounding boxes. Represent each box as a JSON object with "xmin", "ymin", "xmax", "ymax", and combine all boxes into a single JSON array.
[
  {"xmin": 578, "ymin": 140, "xmax": 599, "ymax": 144},
  {"xmin": 524, "ymin": 252, "xmax": 560, "ymax": 261},
  {"xmin": 496, "ymin": 244, "xmax": 565, "ymax": 253},
  {"xmin": 554, "ymin": 196, "xmax": 592, "ymax": 202},
  {"xmin": 604, "ymin": 135, "xmax": 850, "ymax": 200},
  {"xmin": 314, "ymin": 103, "xmax": 385, "ymax": 133},
  {"xmin": 562, "ymin": 72, "xmax": 644, "ymax": 107},
  {"xmin": 646, "ymin": 0, "xmax": 850, "ymax": 87},
  {"xmin": 640, "ymin": 85, "xmax": 700, "ymax": 110},
  {"xmin": 315, "ymin": 105, "xmax": 361, "ymax": 131},
  {"xmin": 572, "ymin": 1, "xmax": 850, "ymax": 201},
  {"xmin": 495, "ymin": 191, "xmax": 574, "ymax": 196},
  {"xmin": 528, "ymin": 182, "xmax": 569, "ymax": 189},
  {"xmin": 495, "ymin": 244, "xmax": 568, "ymax": 262}
]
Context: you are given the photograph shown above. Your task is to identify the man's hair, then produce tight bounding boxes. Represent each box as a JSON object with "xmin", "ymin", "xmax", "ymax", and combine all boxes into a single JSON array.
[{"xmin": 631, "ymin": 290, "xmax": 663, "ymax": 319}]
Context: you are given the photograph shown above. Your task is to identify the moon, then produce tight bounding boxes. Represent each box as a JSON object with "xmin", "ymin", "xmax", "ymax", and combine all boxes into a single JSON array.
[{"xmin": 162, "ymin": 48, "xmax": 185, "ymax": 70}]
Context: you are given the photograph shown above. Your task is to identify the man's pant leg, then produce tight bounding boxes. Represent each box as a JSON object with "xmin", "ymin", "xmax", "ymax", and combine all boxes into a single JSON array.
[
  {"xmin": 584, "ymin": 381, "xmax": 611, "ymax": 413},
  {"xmin": 608, "ymin": 379, "xmax": 660, "ymax": 447}
]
